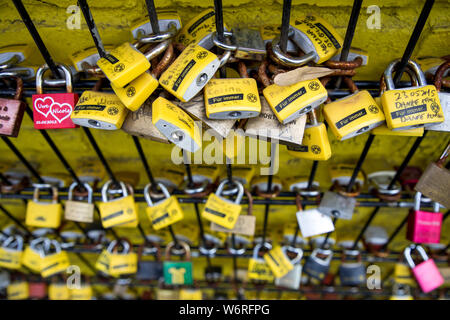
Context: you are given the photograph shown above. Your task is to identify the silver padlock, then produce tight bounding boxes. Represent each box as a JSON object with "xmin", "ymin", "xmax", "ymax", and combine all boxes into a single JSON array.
[
  {"xmin": 274, "ymin": 246, "xmax": 303, "ymax": 289},
  {"xmin": 367, "ymin": 171, "xmax": 402, "ymax": 195},
  {"xmin": 303, "ymin": 248, "xmax": 333, "ymax": 281},
  {"xmin": 212, "ymin": 28, "xmax": 266, "ymax": 61},
  {"xmin": 297, "ymin": 207, "xmax": 335, "ymax": 238},
  {"xmin": 318, "ymin": 191, "xmax": 356, "ymax": 220}
]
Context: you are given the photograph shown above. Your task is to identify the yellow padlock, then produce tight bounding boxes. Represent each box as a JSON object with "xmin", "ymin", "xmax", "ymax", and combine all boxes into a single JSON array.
[
  {"xmin": 204, "ymin": 78, "xmax": 261, "ymax": 119},
  {"xmin": 179, "ymin": 289, "xmax": 203, "ymax": 300},
  {"xmin": 111, "ymin": 41, "xmax": 172, "ymax": 111},
  {"xmin": 108, "ymin": 239, "xmax": 138, "ymax": 277},
  {"xmin": 0, "ymin": 44, "xmax": 31, "ymax": 67},
  {"xmin": 95, "ymin": 247, "xmax": 112, "ymax": 275},
  {"xmin": 40, "ymin": 239, "xmax": 70, "ymax": 278},
  {"xmin": 130, "ymin": 11, "xmax": 182, "ymax": 41},
  {"xmin": 390, "ymin": 283, "xmax": 414, "ymax": 300},
  {"xmin": 287, "ymin": 109, "xmax": 331, "ymax": 160},
  {"xmin": 264, "ymin": 246, "xmax": 300, "ymax": 279},
  {"xmin": 0, "ymin": 235, "xmax": 23, "ymax": 270},
  {"xmin": 97, "ymin": 42, "xmax": 150, "ymax": 88},
  {"xmin": 175, "ymin": 9, "xmax": 229, "ymax": 49},
  {"xmin": 202, "ymin": 180, "xmax": 244, "ymax": 230},
  {"xmin": 98, "ymin": 180, "xmax": 138, "ymax": 228},
  {"xmin": 393, "ymin": 262, "xmax": 417, "ymax": 287},
  {"xmin": 144, "ymin": 182, "xmax": 184, "ymax": 230},
  {"xmin": 25, "ymin": 184, "xmax": 62, "ymax": 228},
  {"xmin": 21, "ymin": 238, "xmax": 48, "ymax": 273},
  {"xmin": 48, "ymin": 283, "xmax": 71, "ymax": 300},
  {"xmin": 270, "ymin": 14, "xmax": 343, "ymax": 66},
  {"xmin": 70, "ymin": 284, "xmax": 93, "ymax": 300},
  {"xmin": 381, "ymin": 59, "xmax": 444, "ymax": 130},
  {"xmin": 263, "ymin": 76, "xmax": 327, "ymax": 124},
  {"xmin": 152, "ymin": 97, "xmax": 202, "ymax": 153},
  {"xmin": 7, "ymin": 281, "xmax": 29, "ymax": 300},
  {"xmin": 159, "ymin": 44, "xmax": 228, "ymax": 102},
  {"xmin": 324, "ymin": 78, "xmax": 385, "ymax": 140},
  {"xmin": 71, "ymin": 87, "xmax": 129, "ymax": 130},
  {"xmin": 247, "ymin": 242, "xmax": 275, "ymax": 281}
]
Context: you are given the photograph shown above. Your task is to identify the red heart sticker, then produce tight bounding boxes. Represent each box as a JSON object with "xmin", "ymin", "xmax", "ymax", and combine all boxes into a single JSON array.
[
  {"xmin": 34, "ymin": 96, "xmax": 54, "ymax": 118},
  {"xmin": 50, "ymin": 102, "xmax": 73, "ymax": 123}
]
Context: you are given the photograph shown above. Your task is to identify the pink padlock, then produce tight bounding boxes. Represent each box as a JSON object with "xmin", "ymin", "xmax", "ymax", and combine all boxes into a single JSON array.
[
  {"xmin": 407, "ymin": 192, "xmax": 443, "ymax": 244},
  {"xmin": 404, "ymin": 244, "xmax": 444, "ymax": 293}
]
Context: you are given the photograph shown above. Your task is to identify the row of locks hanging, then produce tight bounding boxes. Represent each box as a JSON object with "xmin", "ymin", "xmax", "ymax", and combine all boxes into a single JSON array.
[{"xmin": 0, "ymin": 0, "xmax": 448, "ymax": 300}]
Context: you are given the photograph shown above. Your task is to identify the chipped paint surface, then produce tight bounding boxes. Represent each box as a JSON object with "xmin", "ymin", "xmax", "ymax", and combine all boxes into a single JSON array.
[{"xmin": 0, "ymin": 1, "xmax": 449, "ymax": 280}]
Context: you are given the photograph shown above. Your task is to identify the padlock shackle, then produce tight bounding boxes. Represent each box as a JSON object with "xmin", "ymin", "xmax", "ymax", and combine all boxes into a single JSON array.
[
  {"xmin": 434, "ymin": 60, "xmax": 450, "ymax": 92},
  {"xmin": 144, "ymin": 40, "xmax": 171, "ymax": 61},
  {"xmin": 227, "ymin": 235, "xmax": 248, "ymax": 256},
  {"xmin": 0, "ymin": 75, "xmax": 23, "ymax": 100},
  {"xmin": 143, "ymin": 182, "xmax": 171, "ymax": 206},
  {"xmin": 109, "ymin": 239, "xmax": 132, "ymax": 255},
  {"xmin": 212, "ymin": 31, "xmax": 238, "ymax": 52},
  {"xmin": 2, "ymin": 235, "xmax": 23, "ymax": 251},
  {"xmin": 36, "ymin": 63, "xmax": 73, "ymax": 94},
  {"xmin": 414, "ymin": 191, "xmax": 440, "ymax": 212},
  {"xmin": 181, "ymin": 179, "xmax": 209, "ymax": 195},
  {"xmin": 243, "ymin": 188, "xmax": 253, "ymax": 216},
  {"xmin": 283, "ymin": 245, "xmax": 303, "ymax": 265},
  {"xmin": 311, "ymin": 248, "xmax": 333, "ymax": 265},
  {"xmin": 219, "ymin": 50, "xmax": 232, "ymax": 69},
  {"xmin": 68, "ymin": 181, "xmax": 93, "ymax": 203},
  {"xmin": 137, "ymin": 22, "xmax": 178, "ymax": 44},
  {"xmin": 403, "ymin": 244, "xmax": 429, "ymax": 269},
  {"xmin": 0, "ymin": 54, "xmax": 21, "ymax": 71},
  {"xmin": 101, "ymin": 180, "xmax": 128, "ymax": 202},
  {"xmin": 32, "ymin": 184, "xmax": 58, "ymax": 203},
  {"xmin": 380, "ymin": 63, "xmax": 421, "ymax": 93},
  {"xmin": 383, "ymin": 59, "xmax": 426, "ymax": 90},
  {"xmin": 270, "ymin": 31, "xmax": 316, "ymax": 67},
  {"xmin": 165, "ymin": 240, "xmax": 191, "ymax": 260},
  {"xmin": 252, "ymin": 242, "xmax": 272, "ymax": 260},
  {"xmin": 216, "ymin": 179, "xmax": 244, "ymax": 204}
]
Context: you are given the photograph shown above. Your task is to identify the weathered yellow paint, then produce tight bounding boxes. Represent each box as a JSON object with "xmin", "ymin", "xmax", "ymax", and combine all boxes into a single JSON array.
[{"xmin": 0, "ymin": 1, "xmax": 449, "ymax": 287}]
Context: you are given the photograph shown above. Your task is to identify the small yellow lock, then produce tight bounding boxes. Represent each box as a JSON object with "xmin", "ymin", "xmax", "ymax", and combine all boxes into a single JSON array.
[
  {"xmin": 95, "ymin": 248, "xmax": 112, "ymax": 275},
  {"xmin": 393, "ymin": 263, "xmax": 417, "ymax": 286},
  {"xmin": 49, "ymin": 283, "xmax": 71, "ymax": 300},
  {"xmin": 144, "ymin": 182, "xmax": 184, "ymax": 230},
  {"xmin": 21, "ymin": 238, "xmax": 48, "ymax": 273},
  {"xmin": 25, "ymin": 184, "xmax": 62, "ymax": 228},
  {"xmin": 247, "ymin": 242, "xmax": 275, "ymax": 281},
  {"xmin": 152, "ymin": 97, "xmax": 202, "ymax": 153},
  {"xmin": 7, "ymin": 281, "xmax": 29, "ymax": 300},
  {"xmin": 97, "ymin": 42, "xmax": 150, "ymax": 88},
  {"xmin": 179, "ymin": 289, "xmax": 203, "ymax": 300},
  {"xmin": 111, "ymin": 41, "xmax": 172, "ymax": 111},
  {"xmin": 287, "ymin": 109, "xmax": 331, "ymax": 161},
  {"xmin": 40, "ymin": 239, "xmax": 70, "ymax": 278},
  {"xmin": 98, "ymin": 180, "xmax": 138, "ymax": 228},
  {"xmin": 71, "ymin": 89, "xmax": 129, "ymax": 130},
  {"xmin": 0, "ymin": 235, "xmax": 23, "ymax": 270},
  {"xmin": 263, "ymin": 78, "xmax": 328, "ymax": 124},
  {"xmin": 202, "ymin": 180, "xmax": 244, "ymax": 230},
  {"xmin": 175, "ymin": 9, "xmax": 229, "ymax": 49},
  {"xmin": 263, "ymin": 246, "xmax": 298, "ymax": 279},
  {"xmin": 130, "ymin": 11, "xmax": 182, "ymax": 40},
  {"xmin": 204, "ymin": 78, "xmax": 261, "ymax": 119},
  {"xmin": 108, "ymin": 239, "xmax": 138, "ymax": 277},
  {"xmin": 70, "ymin": 284, "xmax": 93, "ymax": 300},
  {"xmin": 381, "ymin": 59, "xmax": 444, "ymax": 130},
  {"xmin": 324, "ymin": 79, "xmax": 385, "ymax": 140},
  {"xmin": 159, "ymin": 44, "xmax": 225, "ymax": 102}
]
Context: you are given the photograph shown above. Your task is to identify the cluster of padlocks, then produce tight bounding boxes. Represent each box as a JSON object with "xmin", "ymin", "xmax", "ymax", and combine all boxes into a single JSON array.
[{"xmin": 0, "ymin": 0, "xmax": 449, "ymax": 301}]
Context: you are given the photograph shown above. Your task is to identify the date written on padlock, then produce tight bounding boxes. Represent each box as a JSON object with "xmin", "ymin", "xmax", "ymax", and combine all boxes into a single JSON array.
[
  {"xmin": 159, "ymin": 44, "xmax": 221, "ymax": 102},
  {"xmin": 204, "ymin": 78, "xmax": 261, "ymax": 119},
  {"xmin": 381, "ymin": 59, "xmax": 444, "ymax": 130},
  {"xmin": 202, "ymin": 180, "xmax": 244, "ymax": 230},
  {"xmin": 263, "ymin": 78, "xmax": 327, "ymax": 124},
  {"xmin": 32, "ymin": 64, "xmax": 78, "ymax": 129},
  {"xmin": 152, "ymin": 97, "xmax": 202, "ymax": 153},
  {"xmin": 144, "ymin": 182, "xmax": 184, "ymax": 230}
]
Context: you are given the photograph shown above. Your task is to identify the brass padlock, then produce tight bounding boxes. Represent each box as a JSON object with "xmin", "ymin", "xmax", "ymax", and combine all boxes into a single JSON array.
[
  {"xmin": 0, "ymin": 76, "xmax": 26, "ymax": 137},
  {"xmin": 159, "ymin": 44, "xmax": 230, "ymax": 102},
  {"xmin": 324, "ymin": 77, "xmax": 385, "ymax": 140},
  {"xmin": 381, "ymin": 59, "xmax": 444, "ymax": 130},
  {"xmin": 25, "ymin": 184, "xmax": 62, "ymax": 228},
  {"xmin": 287, "ymin": 109, "xmax": 331, "ymax": 161},
  {"xmin": 415, "ymin": 144, "xmax": 450, "ymax": 209},
  {"xmin": 152, "ymin": 96, "xmax": 202, "ymax": 152},
  {"xmin": 144, "ymin": 182, "xmax": 184, "ymax": 230},
  {"xmin": 96, "ymin": 42, "xmax": 150, "ymax": 88},
  {"xmin": 64, "ymin": 182, "xmax": 94, "ymax": 223},
  {"xmin": 212, "ymin": 27, "xmax": 266, "ymax": 61},
  {"xmin": 71, "ymin": 80, "xmax": 129, "ymax": 130},
  {"xmin": 175, "ymin": 9, "xmax": 229, "ymax": 49}
]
